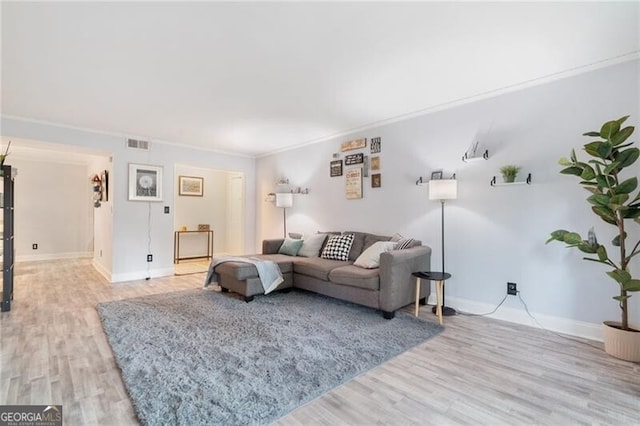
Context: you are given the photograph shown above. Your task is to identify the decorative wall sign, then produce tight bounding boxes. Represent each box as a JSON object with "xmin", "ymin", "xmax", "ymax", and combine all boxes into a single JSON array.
[
  {"xmin": 129, "ymin": 163, "xmax": 163, "ymax": 201},
  {"xmin": 179, "ymin": 176, "xmax": 204, "ymax": 196},
  {"xmin": 345, "ymin": 153, "xmax": 364, "ymax": 165},
  {"xmin": 345, "ymin": 167, "xmax": 363, "ymax": 199},
  {"xmin": 330, "ymin": 160, "xmax": 343, "ymax": 177},
  {"xmin": 371, "ymin": 156, "xmax": 380, "ymax": 171},
  {"xmin": 370, "ymin": 137, "xmax": 381, "ymax": 153},
  {"xmin": 341, "ymin": 138, "xmax": 367, "ymax": 152},
  {"xmin": 372, "ymin": 173, "xmax": 381, "ymax": 188}
]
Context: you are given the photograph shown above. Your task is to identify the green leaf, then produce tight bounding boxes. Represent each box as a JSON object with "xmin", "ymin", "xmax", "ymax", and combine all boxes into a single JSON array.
[
  {"xmin": 560, "ymin": 166, "xmax": 583, "ymax": 176},
  {"xmin": 592, "ymin": 205, "xmax": 617, "ymax": 225},
  {"xmin": 546, "ymin": 229, "xmax": 568, "ymax": 244},
  {"xmin": 600, "ymin": 120, "xmax": 621, "ymax": 140},
  {"xmin": 612, "ymin": 232, "xmax": 626, "ymax": 246},
  {"xmin": 563, "ymin": 232, "xmax": 583, "ymax": 245},
  {"xmin": 597, "ymin": 246, "xmax": 608, "ymax": 262},
  {"xmin": 582, "ymin": 131, "xmax": 601, "ymax": 137},
  {"xmin": 623, "ymin": 279, "xmax": 640, "ymax": 292},
  {"xmin": 587, "ymin": 194, "xmax": 610, "ymax": 206},
  {"xmin": 570, "ymin": 149, "xmax": 577, "ymax": 162},
  {"xmin": 580, "ymin": 164, "xmax": 596, "ymax": 180},
  {"xmin": 609, "ymin": 194, "xmax": 630, "ymax": 206},
  {"xmin": 607, "ymin": 269, "xmax": 631, "ymax": 284},
  {"xmin": 622, "ymin": 207, "xmax": 640, "ymax": 219},
  {"xmin": 614, "ymin": 147, "xmax": 639, "ymax": 168},
  {"xmin": 614, "ymin": 177, "xmax": 638, "ymax": 195},
  {"xmin": 616, "ymin": 115, "xmax": 630, "ymax": 126},
  {"xmin": 603, "ymin": 161, "xmax": 621, "ymax": 175},
  {"xmin": 595, "ymin": 174, "xmax": 615, "ymax": 189},
  {"xmin": 613, "ymin": 295, "xmax": 630, "ymax": 302},
  {"xmin": 578, "ymin": 242, "xmax": 597, "ymax": 254},
  {"xmin": 611, "ymin": 126, "xmax": 634, "ymax": 146}
]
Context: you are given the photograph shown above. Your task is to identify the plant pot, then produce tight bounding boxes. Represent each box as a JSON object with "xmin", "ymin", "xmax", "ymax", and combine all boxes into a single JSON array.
[
  {"xmin": 602, "ymin": 321, "xmax": 640, "ymax": 362},
  {"xmin": 502, "ymin": 175, "xmax": 516, "ymax": 183}
]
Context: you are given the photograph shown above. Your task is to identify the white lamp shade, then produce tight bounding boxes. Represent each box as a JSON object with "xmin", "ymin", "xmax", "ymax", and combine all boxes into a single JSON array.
[
  {"xmin": 428, "ymin": 179, "xmax": 458, "ymax": 200},
  {"xmin": 275, "ymin": 193, "xmax": 293, "ymax": 208}
]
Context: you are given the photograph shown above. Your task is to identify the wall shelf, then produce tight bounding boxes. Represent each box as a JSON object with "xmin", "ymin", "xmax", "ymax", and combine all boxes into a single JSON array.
[
  {"xmin": 462, "ymin": 149, "xmax": 489, "ymax": 162},
  {"xmin": 490, "ymin": 173, "xmax": 532, "ymax": 186}
]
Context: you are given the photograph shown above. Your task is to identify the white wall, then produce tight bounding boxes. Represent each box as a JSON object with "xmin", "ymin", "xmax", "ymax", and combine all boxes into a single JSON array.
[
  {"xmin": 0, "ymin": 118, "xmax": 256, "ymax": 282},
  {"xmin": 8, "ymin": 154, "xmax": 96, "ymax": 261},
  {"xmin": 256, "ymin": 60, "xmax": 640, "ymax": 338}
]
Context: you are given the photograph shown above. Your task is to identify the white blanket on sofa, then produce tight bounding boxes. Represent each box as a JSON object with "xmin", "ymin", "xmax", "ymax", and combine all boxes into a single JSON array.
[{"xmin": 204, "ymin": 256, "xmax": 284, "ymax": 294}]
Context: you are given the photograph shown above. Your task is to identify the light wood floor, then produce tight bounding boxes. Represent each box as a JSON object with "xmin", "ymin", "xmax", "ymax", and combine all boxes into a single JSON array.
[{"xmin": 1, "ymin": 259, "xmax": 638, "ymax": 425}]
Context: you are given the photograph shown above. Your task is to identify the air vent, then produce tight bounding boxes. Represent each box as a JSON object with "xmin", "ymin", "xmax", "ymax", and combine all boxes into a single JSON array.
[{"xmin": 126, "ymin": 138, "xmax": 150, "ymax": 150}]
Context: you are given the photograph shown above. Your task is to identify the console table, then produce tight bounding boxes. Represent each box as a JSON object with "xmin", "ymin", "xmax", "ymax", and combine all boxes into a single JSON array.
[{"xmin": 173, "ymin": 230, "xmax": 214, "ymax": 263}]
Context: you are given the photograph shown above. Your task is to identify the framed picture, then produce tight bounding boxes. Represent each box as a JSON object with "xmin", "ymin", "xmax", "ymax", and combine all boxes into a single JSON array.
[
  {"xmin": 370, "ymin": 137, "xmax": 381, "ymax": 153},
  {"xmin": 371, "ymin": 156, "xmax": 380, "ymax": 170},
  {"xmin": 345, "ymin": 167, "xmax": 363, "ymax": 199},
  {"xmin": 372, "ymin": 173, "xmax": 381, "ymax": 188},
  {"xmin": 128, "ymin": 163, "xmax": 163, "ymax": 201},
  {"xmin": 330, "ymin": 160, "xmax": 343, "ymax": 177},
  {"xmin": 431, "ymin": 170, "xmax": 443, "ymax": 180},
  {"xmin": 341, "ymin": 138, "xmax": 367, "ymax": 152},
  {"xmin": 179, "ymin": 175, "xmax": 204, "ymax": 196},
  {"xmin": 101, "ymin": 170, "xmax": 109, "ymax": 202},
  {"xmin": 345, "ymin": 153, "xmax": 364, "ymax": 165}
]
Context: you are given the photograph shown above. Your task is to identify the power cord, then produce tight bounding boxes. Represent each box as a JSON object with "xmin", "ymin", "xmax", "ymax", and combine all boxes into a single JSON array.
[{"xmin": 457, "ymin": 294, "xmax": 508, "ymax": 316}]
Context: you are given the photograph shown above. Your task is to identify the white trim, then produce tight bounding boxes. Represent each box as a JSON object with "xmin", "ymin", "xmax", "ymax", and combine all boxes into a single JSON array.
[
  {"xmin": 92, "ymin": 259, "xmax": 112, "ymax": 282},
  {"xmin": 427, "ymin": 294, "xmax": 603, "ymax": 342},
  {"xmin": 111, "ymin": 267, "xmax": 175, "ymax": 283},
  {"xmin": 16, "ymin": 252, "xmax": 93, "ymax": 262}
]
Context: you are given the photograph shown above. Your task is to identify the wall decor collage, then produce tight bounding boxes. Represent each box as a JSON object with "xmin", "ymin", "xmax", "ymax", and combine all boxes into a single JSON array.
[{"xmin": 331, "ymin": 137, "xmax": 382, "ymax": 199}]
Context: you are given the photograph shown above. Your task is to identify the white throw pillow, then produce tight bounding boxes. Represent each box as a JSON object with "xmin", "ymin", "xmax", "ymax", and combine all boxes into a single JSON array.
[
  {"xmin": 354, "ymin": 241, "xmax": 397, "ymax": 269},
  {"xmin": 297, "ymin": 234, "xmax": 327, "ymax": 257}
]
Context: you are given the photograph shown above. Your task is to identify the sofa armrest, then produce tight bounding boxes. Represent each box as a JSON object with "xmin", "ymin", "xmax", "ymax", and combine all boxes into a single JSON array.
[
  {"xmin": 379, "ymin": 245, "xmax": 431, "ymax": 312},
  {"xmin": 262, "ymin": 239, "xmax": 285, "ymax": 254}
]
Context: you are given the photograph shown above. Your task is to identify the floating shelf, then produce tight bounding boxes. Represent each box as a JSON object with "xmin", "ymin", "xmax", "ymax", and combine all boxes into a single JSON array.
[
  {"xmin": 491, "ymin": 173, "xmax": 532, "ymax": 186},
  {"xmin": 462, "ymin": 149, "xmax": 489, "ymax": 162}
]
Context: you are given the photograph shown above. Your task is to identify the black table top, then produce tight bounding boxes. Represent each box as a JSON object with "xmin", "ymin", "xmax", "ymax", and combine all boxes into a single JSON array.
[{"xmin": 412, "ymin": 271, "xmax": 451, "ymax": 281}]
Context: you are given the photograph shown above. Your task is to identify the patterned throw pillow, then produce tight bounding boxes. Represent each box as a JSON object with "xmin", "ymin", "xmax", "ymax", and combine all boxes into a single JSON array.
[
  {"xmin": 320, "ymin": 234, "xmax": 355, "ymax": 261},
  {"xmin": 395, "ymin": 238, "xmax": 416, "ymax": 250}
]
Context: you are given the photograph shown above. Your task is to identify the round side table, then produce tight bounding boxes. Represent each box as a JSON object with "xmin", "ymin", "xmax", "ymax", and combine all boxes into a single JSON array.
[{"xmin": 411, "ymin": 271, "xmax": 451, "ymax": 325}]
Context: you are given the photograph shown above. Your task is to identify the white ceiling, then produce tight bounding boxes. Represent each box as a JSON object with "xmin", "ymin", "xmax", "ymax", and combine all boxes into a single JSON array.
[{"xmin": 2, "ymin": 2, "xmax": 638, "ymax": 157}]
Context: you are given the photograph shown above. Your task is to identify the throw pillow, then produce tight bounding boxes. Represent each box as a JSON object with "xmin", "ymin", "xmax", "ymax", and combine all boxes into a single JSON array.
[
  {"xmin": 278, "ymin": 238, "xmax": 304, "ymax": 256},
  {"xmin": 395, "ymin": 238, "xmax": 416, "ymax": 250},
  {"xmin": 297, "ymin": 234, "xmax": 327, "ymax": 258},
  {"xmin": 354, "ymin": 241, "xmax": 396, "ymax": 269},
  {"xmin": 288, "ymin": 232, "xmax": 303, "ymax": 239},
  {"xmin": 320, "ymin": 234, "xmax": 355, "ymax": 261},
  {"xmin": 390, "ymin": 233, "xmax": 404, "ymax": 242}
]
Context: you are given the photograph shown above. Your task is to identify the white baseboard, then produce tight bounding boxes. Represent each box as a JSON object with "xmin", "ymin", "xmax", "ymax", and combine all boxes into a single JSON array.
[
  {"xmin": 16, "ymin": 251, "xmax": 93, "ymax": 262},
  {"xmin": 111, "ymin": 267, "xmax": 175, "ymax": 283},
  {"xmin": 91, "ymin": 259, "xmax": 112, "ymax": 282},
  {"xmin": 427, "ymin": 294, "xmax": 603, "ymax": 342}
]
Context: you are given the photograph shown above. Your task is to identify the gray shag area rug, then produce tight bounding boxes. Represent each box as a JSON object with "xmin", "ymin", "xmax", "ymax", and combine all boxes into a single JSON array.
[{"xmin": 98, "ymin": 289, "xmax": 443, "ymax": 425}]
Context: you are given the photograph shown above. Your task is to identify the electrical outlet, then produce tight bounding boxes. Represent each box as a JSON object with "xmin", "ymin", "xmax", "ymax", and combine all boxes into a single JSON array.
[
  {"xmin": 507, "ymin": 282, "xmax": 517, "ymax": 295},
  {"xmin": 32, "ymin": 243, "xmax": 38, "ymax": 250},
  {"xmin": 147, "ymin": 254, "xmax": 153, "ymax": 262},
  {"xmin": 164, "ymin": 206, "xmax": 170, "ymax": 214}
]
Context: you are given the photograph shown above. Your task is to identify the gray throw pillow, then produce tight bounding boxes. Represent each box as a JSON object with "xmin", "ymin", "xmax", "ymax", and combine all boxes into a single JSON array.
[
  {"xmin": 297, "ymin": 234, "xmax": 327, "ymax": 257},
  {"xmin": 278, "ymin": 238, "xmax": 304, "ymax": 256}
]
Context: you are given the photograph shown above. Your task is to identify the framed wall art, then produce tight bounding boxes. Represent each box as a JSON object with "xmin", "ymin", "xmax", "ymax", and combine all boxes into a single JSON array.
[
  {"xmin": 345, "ymin": 153, "xmax": 364, "ymax": 165},
  {"xmin": 345, "ymin": 167, "xmax": 363, "ymax": 199},
  {"xmin": 179, "ymin": 175, "xmax": 204, "ymax": 196},
  {"xmin": 128, "ymin": 163, "xmax": 163, "ymax": 201},
  {"xmin": 330, "ymin": 160, "xmax": 343, "ymax": 177},
  {"xmin": 370, "ymin": 137, "xmax": 381, "ymax": 153},
  {"xmin": 431, "ymin": 170, "xmax": 443, "ymax": 180},
  {"xmin": 372, "ymin": 173, "xmax": 381, "ymax": 188},
  {"xmin": 341, "ymin": 138, "xmax": 367, "ymax": 152},
  {"xmin": 371, "ymin": 156, "xmax": 380, "ymax": 170}
]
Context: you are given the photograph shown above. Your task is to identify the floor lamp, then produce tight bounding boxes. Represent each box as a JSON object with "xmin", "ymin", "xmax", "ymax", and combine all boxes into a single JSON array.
[
  {"xmin": 275, "ymin": 193, "xmax": 293, "ymax": 238},
  {"xmin": 428, "ymin": 179, "xmax": 458, "ymax": 316}
]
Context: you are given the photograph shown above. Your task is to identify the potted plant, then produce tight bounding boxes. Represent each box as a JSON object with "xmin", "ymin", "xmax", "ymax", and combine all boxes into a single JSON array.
[
  {"xmin": 547, "ymin": 115, "xmax": 640, "ymax": 362},
  {"xmin": 499, "ymin": 165, "xmax": 521, "ymax": 183}
]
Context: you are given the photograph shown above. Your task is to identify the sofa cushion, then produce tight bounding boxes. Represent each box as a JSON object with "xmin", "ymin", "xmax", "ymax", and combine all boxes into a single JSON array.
[
  {"xmin": 363, "ymin": 233, "xmax": 391, "ymax": 252},
  {"xmin": 278, "ymin": 238, "xmax": 303, "ymax": 256},
  {"xmin": 214, "ymin": 254, "xmax": 293, "ymax": 280},
  {"xmin": 354, "ymin": 241, "xmax": 396, "ymax": 269},
  {"xmin": 342, "ymin": 231, "xmax": 367, "ymax": 261},
  {"xmin": 297, "ymin": 233, "xmax": 327, "ymax": 258},
  {"xmin": 292, "ymin": 257, "xmax": 351, "ymax": 281},
  {"xmin": 321, "ymin": 234, "xmax": 355, "ymax": 261},
  {"xmin": 328, "ymin": 265, "xmax": 380, "ymax": 291}
]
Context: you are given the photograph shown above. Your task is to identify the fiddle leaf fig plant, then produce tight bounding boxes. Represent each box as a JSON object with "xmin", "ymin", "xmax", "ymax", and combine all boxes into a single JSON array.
[{"xmin": 547, "ymin": 116, "xmax": 640, "ymax": 331}]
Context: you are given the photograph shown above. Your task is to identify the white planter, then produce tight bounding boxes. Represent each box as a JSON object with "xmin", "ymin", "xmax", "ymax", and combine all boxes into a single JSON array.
[{"xmin": 603, "ymin": 321, "xmax": 640, "ymax": 362}]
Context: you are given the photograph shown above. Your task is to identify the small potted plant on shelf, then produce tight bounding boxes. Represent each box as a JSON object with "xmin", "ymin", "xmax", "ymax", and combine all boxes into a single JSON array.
[
  {"xmin": 546, "ymin": 115, "xmax": 640, "ymax": 362},
  {"xmin": 499, "ymin": 165, "xmax": 520, "ymax": 183}
]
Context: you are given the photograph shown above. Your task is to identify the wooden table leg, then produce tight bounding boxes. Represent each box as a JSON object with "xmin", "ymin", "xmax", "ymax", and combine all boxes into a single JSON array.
[
  {"xmin": 436, "ymin": 280, "xmax": 443, "ymax": 325},
  {"xmin": 414, "ymin": 276, "xmax": 421, "ymax": 317}
]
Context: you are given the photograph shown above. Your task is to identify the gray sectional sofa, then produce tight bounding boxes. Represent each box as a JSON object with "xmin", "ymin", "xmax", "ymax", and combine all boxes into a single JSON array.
[{"xmin": 212, "ymin": 231, "xmax": 431, "ymax": 319}]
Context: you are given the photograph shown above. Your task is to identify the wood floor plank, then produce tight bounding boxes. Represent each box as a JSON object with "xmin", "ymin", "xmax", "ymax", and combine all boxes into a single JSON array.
[{"xmin": 1, "ymin": 259, "xmax": 638, "ymax": 425}]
